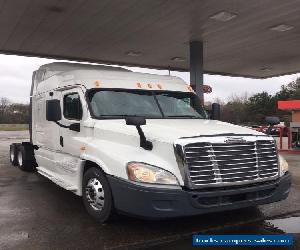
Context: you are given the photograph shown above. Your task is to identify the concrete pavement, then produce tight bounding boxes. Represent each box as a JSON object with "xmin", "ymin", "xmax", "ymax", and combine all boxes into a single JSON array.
[{"xmin": 0, "ymin": 131, "xmax": 299, "ymax": 249}]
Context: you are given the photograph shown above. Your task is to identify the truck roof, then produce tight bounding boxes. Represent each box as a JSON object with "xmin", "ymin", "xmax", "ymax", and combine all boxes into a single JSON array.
[
  {"xmin": 38, "ymin": 62, "xmax": 130, "ymax": 79},
  {"xmin": 33, "ymin": 62, "xmax": 190, "ymax": 95}
]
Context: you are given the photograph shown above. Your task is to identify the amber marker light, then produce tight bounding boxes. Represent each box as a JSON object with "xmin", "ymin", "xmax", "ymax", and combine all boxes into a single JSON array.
[
  {"xmin": 94, "ymin": 80, "xmax": 101, "ymax": 87},
  {"xmin": 187, "ymin": 85, "xmax": 193, "ymax": 92},
  {"xmin": 157, "ymin": 84, "xmax": 162, "ymax": 89}
]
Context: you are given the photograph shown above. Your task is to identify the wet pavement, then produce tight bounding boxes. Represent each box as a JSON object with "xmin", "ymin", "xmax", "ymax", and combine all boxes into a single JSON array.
[
  {"xmin": 0, "ymin": 131, "xmax": 299, "ymax": 250},
  {"xmin": 153, "ymin": 215, "xmax": 300, "ymax": 250}
]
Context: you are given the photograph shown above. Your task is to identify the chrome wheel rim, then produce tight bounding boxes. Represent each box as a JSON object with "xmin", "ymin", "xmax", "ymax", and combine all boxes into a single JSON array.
[
  {"xmin": 18, "ymin": 151, "xmax": 22, "ymax": 166},
  {"xmin": 10, "ymin": 148, "xmax": 14, "ymax": 162},
  {"xmin": 85, "ymin": 178, "xmax": 105, "ymax": 211}
]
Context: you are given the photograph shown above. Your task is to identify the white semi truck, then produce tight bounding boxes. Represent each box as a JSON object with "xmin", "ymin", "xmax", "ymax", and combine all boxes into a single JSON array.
[{"xmin": 9, "ymin": 62, "xmax": 291, "ymax": 223}]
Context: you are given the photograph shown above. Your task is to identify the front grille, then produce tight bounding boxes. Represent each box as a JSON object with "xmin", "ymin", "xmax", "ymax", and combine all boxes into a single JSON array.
[{"xmin": 184, "ymin": 139, "xmax": 279, "ymax": 187}]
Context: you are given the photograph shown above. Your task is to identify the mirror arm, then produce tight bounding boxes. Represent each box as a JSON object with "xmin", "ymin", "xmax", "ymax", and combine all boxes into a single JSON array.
[
  {"xmin": 55, "ymin": 121, "xmax": 70, "ymax": 129},
  {"xmin": 136, "ymin": 125, "xmax": 153, "ymax": 151},
  {"xmin": 53, "ymin": 121, "xmax": 80, "ymax": 132}
]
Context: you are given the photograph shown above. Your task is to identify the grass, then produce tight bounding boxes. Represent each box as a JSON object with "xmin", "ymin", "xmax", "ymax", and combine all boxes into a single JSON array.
[{"xmin": 0, "ymin": 124, "xmax": 29, "ymax": 131}]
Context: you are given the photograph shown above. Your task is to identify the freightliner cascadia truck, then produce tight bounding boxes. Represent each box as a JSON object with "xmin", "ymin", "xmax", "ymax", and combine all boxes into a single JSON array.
[{"xmin": 9, "ymin": 62, "xmax": 291, "ymax": 223}]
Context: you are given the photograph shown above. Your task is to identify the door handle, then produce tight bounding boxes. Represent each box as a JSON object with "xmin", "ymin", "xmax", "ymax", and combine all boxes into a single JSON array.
[{"xmin": 60, "ymin": 136, "xmax": 64, "ymax": 147}]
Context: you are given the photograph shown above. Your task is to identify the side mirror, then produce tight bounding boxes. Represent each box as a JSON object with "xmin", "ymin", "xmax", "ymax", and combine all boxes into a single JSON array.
[
  {"xmin": 125, "ymin": 117, "xmax": 146, "ymax": 126},
  {"xmin": 46, "ymin": 99, "xmax": 61, "ymax": 122},
  {"xmin": 265, "ymin": 116, "xmax": 280, "ymax": 126},
  {"xmin": 125, "ymin": 117, "xmax": 152, "ymax": 150},
  {"xmin": 69, "ymin": 123, "xmax": 80, "ymax": 132},
  {"xmin": 211, "ymin": 103, "xmax": 221, "ymax": 120}
]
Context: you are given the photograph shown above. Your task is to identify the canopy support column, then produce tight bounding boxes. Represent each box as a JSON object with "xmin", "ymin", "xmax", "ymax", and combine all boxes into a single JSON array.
[{"xmin": 190, "ymin": 41, "xmax": 204, "ymax": 102}]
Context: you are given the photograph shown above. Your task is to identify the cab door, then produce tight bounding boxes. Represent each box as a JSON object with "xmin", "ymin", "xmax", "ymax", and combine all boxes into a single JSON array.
[{"xmin": 55, "ymin": 87, "xmax": 87, "ymax": 183}]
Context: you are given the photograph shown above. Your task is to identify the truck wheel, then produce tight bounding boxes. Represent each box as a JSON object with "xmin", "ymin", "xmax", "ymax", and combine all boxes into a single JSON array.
[
  {"xmin": 17, "ymin": 144, "xmax": 36, "ymax": 172},
  {"xmin": 82, "ymin": 167, "xmax": 114, "ymax": 223},
  {"xmin": 9, "ymin": 144, "xmax": 18, "ymax": 166}
]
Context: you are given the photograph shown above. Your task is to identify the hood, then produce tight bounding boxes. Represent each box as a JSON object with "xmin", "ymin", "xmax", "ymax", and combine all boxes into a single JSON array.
[
  {"xmin": 92, "ymin": 119, "xmax": 264, "ymax": 144},
  {"xmin": 144, "ymin": 119, "xmax": 263, "ymax": 142}
]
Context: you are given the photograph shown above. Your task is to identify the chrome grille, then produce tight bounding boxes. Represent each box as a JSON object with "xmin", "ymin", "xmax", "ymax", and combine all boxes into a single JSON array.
[
  {"xmin": 257, "ymin": 140, "xmax": 279, "ymax": 178},
  {"xmin": 183, "ymin": 138, "xmax": 279, "ymax": 187}
]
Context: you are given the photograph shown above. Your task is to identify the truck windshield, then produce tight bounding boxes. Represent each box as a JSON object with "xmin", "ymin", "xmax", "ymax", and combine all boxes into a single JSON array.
[{"xmin": 87, "ymin": 89, "xmax": 207, "ymax": 119}]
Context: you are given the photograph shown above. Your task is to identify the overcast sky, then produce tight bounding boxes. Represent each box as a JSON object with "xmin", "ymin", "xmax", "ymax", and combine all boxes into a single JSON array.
[{"xmin": 0, "ymin": 54, "xmax": 299, "ymax": 104}]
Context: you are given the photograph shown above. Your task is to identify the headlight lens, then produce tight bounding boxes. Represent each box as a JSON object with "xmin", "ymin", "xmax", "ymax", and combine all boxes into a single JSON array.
[
  {"xmin": 279, "ymin": 154, "xmax": 289, "ymax": 176},
  {"xmin": 127, "ymin": 162, "xmax": 179, "ymax": 185}
]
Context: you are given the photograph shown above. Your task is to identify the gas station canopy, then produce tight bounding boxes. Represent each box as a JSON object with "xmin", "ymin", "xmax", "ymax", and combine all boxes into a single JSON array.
[{"xmin": 1, "ymin": 0, "xmax": 300, "ymax": 78}]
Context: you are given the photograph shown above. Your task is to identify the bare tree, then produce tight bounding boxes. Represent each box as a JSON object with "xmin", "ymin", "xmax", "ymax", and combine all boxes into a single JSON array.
[
  {"xmin": 0, "ymin": 98, "xmax": 30, "ymax": 124},
  {"xmin": 0, "ymin": 97, "xmax": 10, "ymax": 118},
  {"xmin": 213, "ymin": 97, "xmax": 226, "ymax": 106},
  {"xmin": 221, "ymin": 92, "xmax": 249, "ymax": 124},
  {"xmin": 227, "ymin": 92, "xmax": 249, "ymax": 103}
]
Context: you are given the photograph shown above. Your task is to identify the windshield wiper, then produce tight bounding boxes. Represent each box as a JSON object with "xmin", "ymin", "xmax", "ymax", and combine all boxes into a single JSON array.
[
  {"xmin": 165, "ymin": 115, "xmax": 202, "ymax": 118},
  {"xmin": 98, "ymin": 115, "xmax": 143, "ymax": 117},
  {"xmin": 98, "ymin": 114, "xmax": 162, "ymax": 118}
]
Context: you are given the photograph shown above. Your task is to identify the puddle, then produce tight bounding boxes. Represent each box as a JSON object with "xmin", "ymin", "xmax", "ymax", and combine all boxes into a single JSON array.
[{"xmin": 266, "ymin": 216, "xmax": 300, "ymax": 233}]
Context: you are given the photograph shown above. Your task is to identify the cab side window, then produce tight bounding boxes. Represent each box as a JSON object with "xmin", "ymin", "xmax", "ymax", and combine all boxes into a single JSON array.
[{"xmin": 63, "ymin": 93, "xmax": 83, "ymax": 120}]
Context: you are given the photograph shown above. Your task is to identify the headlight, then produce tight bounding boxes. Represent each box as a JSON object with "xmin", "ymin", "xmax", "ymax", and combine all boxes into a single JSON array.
[
  {"xmin": 278, "ymin": 154, "xmax": 289, "ymax": 176},
  {"xmin": 127, "ymin": 162, "xmax": 179, "ymax": 185}
]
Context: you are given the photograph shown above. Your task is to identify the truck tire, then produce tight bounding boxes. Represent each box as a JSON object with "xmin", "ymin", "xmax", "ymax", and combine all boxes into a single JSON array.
[
  {"xmin": 82, "ymin": 167, "xmax": 114, "ymax": 223},
  {"xmin": 17, "ymin": 144, "xmax": 36, "ymax": 172},
  {"xmin": 9, "ymin": 143, "xmax": 19, "ymax": 166}
]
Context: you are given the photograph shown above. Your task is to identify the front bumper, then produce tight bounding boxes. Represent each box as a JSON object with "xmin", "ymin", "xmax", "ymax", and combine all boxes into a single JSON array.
[{"xmin": 107, "ymin": 172, "xmax": 291, "ymax": 219}]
